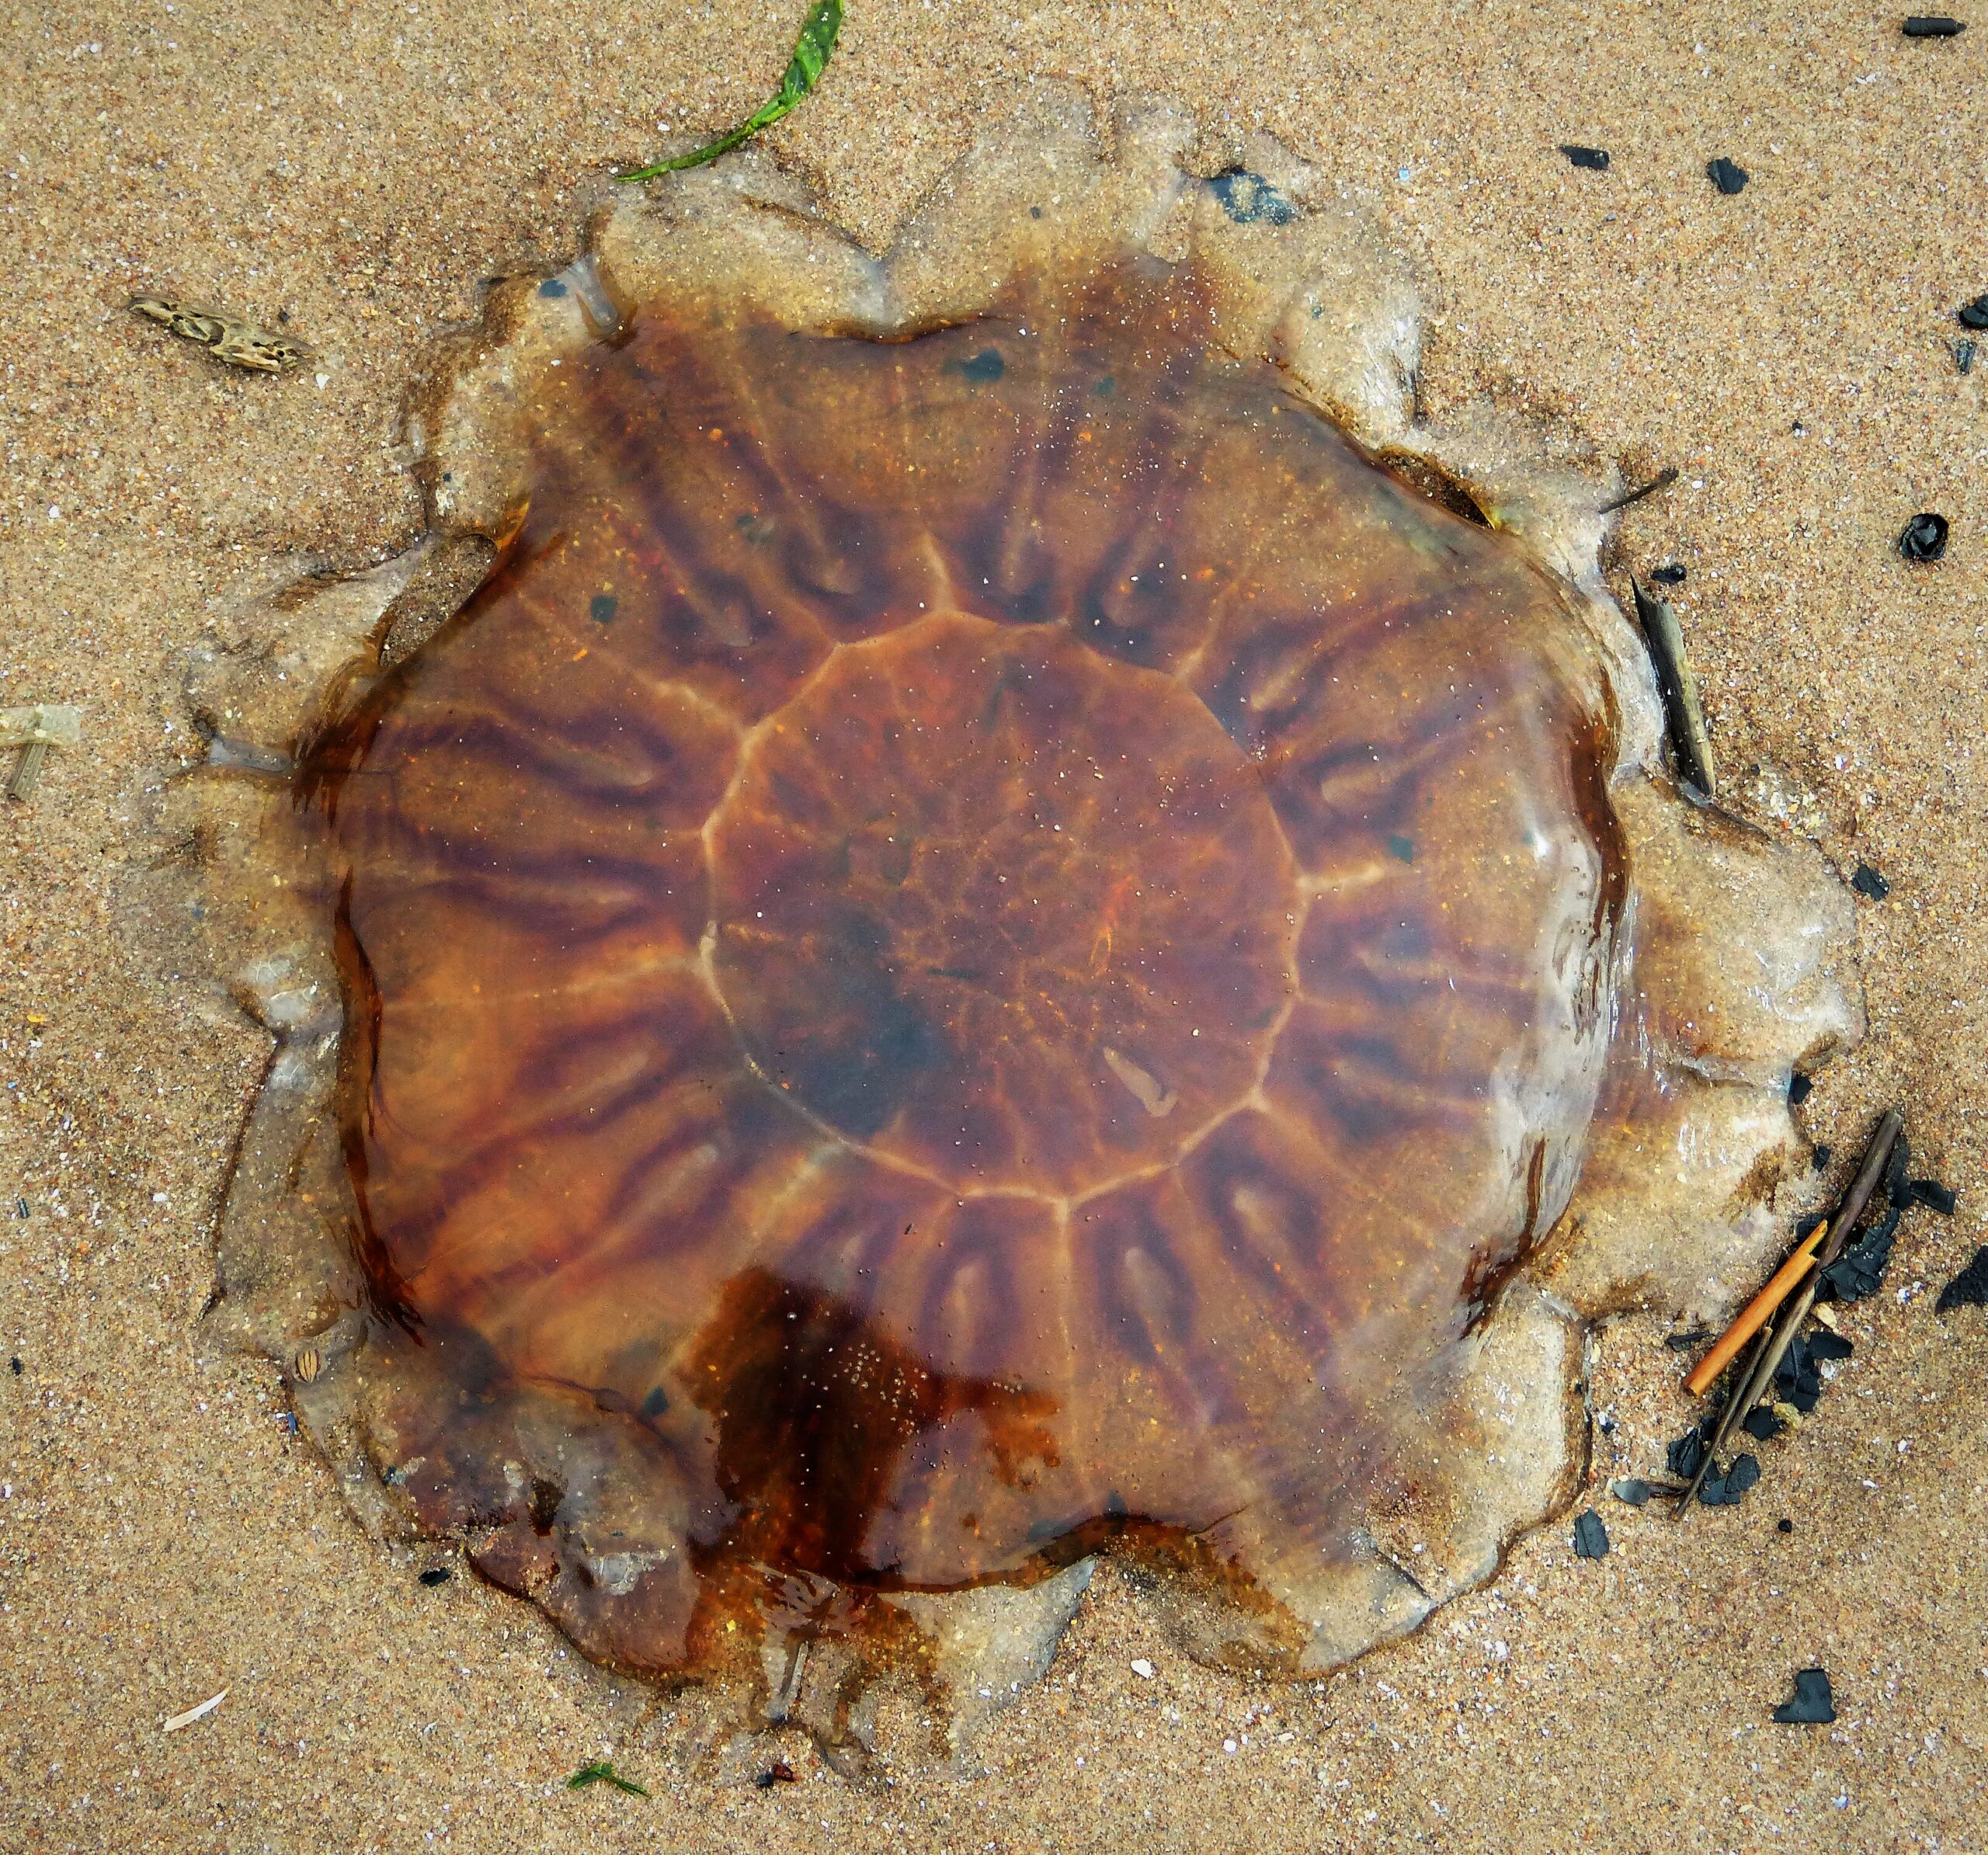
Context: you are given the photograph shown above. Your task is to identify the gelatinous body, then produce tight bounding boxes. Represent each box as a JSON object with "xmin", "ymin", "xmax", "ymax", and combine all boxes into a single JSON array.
[
  {"xmin": 305, "ymin": 255, "xmax": 1620, "ymax": 1661},
  {"xmin": 163, "ymin": 95, "xmax": 1860, "ymax": 1732}
]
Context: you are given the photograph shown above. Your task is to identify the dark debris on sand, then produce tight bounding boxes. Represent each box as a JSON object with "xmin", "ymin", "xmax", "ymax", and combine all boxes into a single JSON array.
[
  {"xmin": 1774, "ymin": 1668, "xmax": 1837, "ymax": 1725},
  {"xmin": 1936, "ymin": 1246, "xmax": 1988, "ymax": 1315}
]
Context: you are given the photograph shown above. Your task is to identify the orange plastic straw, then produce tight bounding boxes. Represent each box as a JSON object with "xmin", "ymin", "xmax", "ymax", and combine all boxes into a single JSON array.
[{"xmin": 1683, "ymin": 1221, "xmax": 1828, "ymax": 1398}]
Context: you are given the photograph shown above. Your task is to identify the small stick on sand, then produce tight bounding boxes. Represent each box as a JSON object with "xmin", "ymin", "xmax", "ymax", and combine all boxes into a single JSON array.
[
  {"xmin": 1675, "ymin": 1323, "xmax": 1778, "ymax": 1515},
  {"xmin": 1676, "ymin": 1107, "xmax": 1903, "ymax": 1517},
  {"xmin": 1684, "ymin": 1221, "xmax": 1830, "ymax": 1397},
  {"xmin": 1631, "ymin": 579, "xmax": 1716, "ymax": 797},
  {"xmin": 1598, "ymin": 466, "xmax": 1678, "ymax": 514}
]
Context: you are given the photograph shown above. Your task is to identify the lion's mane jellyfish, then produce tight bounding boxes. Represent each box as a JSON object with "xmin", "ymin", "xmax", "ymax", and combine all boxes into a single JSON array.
[{"xmin": 158, "ymin": 92, "xmax": 1860, "ymax": 1759}]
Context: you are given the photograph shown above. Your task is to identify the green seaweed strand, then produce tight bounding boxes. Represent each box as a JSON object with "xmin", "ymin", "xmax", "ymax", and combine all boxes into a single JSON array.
[
  {"xmin": 618, "ymin": 0, "xmax": 843, "ymax": 182},
  {"xmin": 566, "ymin": 1759, "xmax": 652, "ymax": 1798}
]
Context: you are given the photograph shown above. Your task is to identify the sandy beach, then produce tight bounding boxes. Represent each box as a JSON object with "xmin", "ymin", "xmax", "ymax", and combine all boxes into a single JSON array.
[{"xmin": 3, "ymin": 2, "xmax": 1986, "ymax": 1848}]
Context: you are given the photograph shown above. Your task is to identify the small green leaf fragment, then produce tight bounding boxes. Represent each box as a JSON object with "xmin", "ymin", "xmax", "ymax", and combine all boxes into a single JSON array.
[
  {"xmin": 567, "ymin": 1759, "xmax": 652, "ymax": 1798},
  {"xmin": 619, "ymin": 0, "xmax": 843, "ymax": 181}
]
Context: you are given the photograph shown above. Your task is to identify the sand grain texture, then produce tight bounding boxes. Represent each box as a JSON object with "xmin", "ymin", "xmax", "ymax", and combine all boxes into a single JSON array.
[{"xmin": 2, "ymin": 3, "xmax": 1985, "ymax": 1850}]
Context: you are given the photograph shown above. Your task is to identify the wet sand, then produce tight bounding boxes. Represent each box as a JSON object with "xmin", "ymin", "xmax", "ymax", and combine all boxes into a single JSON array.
[{"xmin": 3, "ymin": 2, "xmax": 1986, "ymax": 1848}]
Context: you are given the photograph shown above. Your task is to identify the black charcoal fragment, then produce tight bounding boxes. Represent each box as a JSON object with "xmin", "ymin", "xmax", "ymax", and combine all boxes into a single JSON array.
[
  {"xmin": 1961, "ymin": 294, "xmax": 1988, "ymax": 328},
  {"xmin": 1910, "ymin": 1179, "xmax": 1956, "ymax": 1215},
  {"xmin": 1905, "ymin": 16, "xmax": 1968, "ymax": 36},
  {"xmin": 1573, "ymin": 1509, "xmax": 1611, "ymax": 1558},
  {"xmin": 1812, "ymin": 1145, "xmax": 1833, "ymax": 1171},
  {"xmin": 1795, "ymin": 1211, "xmax": 1826, "ymax": 1242},
  {"xmin": 1699, "ymin": 1454, "xmax": 1760, "ymax": 1506},
  {"xmin": 1820, "ymin": 1205, "xmax": 1900, "ymax": 1302},
  {"xmin": 1788, "ymin": 1072, "xmax": 1814, "ymax": 1106},
  {"xmin": 418, "ymin": 1567, "xmax": 452, "ymax": 1586},
  {"xmin": 1806, "ymin": 1329, "xmax": 1854, "ymax": 1362},
  {"xmin": 1667, "ymin": 1424, "xmax": 1711, "ymax": 1480},
  {"xmin": 1742, "ymin": 1406, "xmax": 1784, "ymax": 1441},
  {"xmin": 1935, "ymin": 1245, "xmax": 1988, "ymax": 1314},
  {"xmin": 755, "ymin": 1759, "xmax": 798, "ymax": 1788},
  {"xmin": 1885, "ymin": 1130, "xmax": 1913, "ymax": 1205},
  {"xmin": 1898, "ymin": 512, "xmax": 1949, "ymax": 561},
  {"xmin": 1851, "ymin": 863, "xmax": 1892, "ymax": 901},
  {"xmin": 1774, "ymin": 1335, "xmax": 1825, "ymax": 1411},
  {"xmin": 1559, "ymin": 144, "xmax": 1610, "ymax": 170},
  {"xmin": 1777, "ymin": 1517, "xmax": 1794, "ymax": 1534},
  {"xmin": 1706, "ymin": 157, "xmax": 1750, "ymax": 195},
  {"xmin": 1663, "ymin": 1325, "xmax": 1712, "ymax": 1351},
  {"xmin": 1649, "ymin": 562, "xmax": 1687, "ymax": 585},
  {"xmin": 1773, "ymin": 1667, "xmax": 1836, "ymax": 1725}
]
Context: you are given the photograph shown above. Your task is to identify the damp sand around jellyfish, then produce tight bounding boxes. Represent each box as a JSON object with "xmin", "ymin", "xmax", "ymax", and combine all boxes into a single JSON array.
[{"xmin": 146, "ymin": 89, "xmax": 1861, "ymax": 1763}]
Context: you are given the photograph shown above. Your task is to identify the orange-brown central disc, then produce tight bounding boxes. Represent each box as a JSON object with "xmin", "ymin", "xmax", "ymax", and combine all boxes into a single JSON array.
[{"xmin": 707, "ymin": 613, "xmax": 1299, "ymax": 1195}]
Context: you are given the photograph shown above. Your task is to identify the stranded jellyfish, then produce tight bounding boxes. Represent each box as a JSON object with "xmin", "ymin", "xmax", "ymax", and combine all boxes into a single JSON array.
[{"xmin": 159, "ymin": 92, "xmax": 1861, "ymax": 1756}]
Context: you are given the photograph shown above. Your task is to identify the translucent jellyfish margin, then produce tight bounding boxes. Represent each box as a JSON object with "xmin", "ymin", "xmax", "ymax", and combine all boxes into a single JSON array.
[{"xmin": 139, "ymin": 87, "xmax": 1862, "ymax": 1764}]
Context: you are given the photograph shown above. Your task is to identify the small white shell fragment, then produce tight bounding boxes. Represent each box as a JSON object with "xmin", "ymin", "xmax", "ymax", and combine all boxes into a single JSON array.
[
  {"xmin": 162, "ymin": 1688, "xmax": 228, "ymax": 1732},
  {"xmin": 1131, "ymin": 1658, "xmax": 1156, "ymax": 1680}
]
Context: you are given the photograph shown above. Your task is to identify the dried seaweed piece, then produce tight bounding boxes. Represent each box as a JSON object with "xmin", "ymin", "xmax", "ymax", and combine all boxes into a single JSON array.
[
  {"xmin": 1773, "ymin": 1667, "xmax": 1836, "ymax": 1725},
  {"xmin": 1898, "ymin": 512, "xmax": 1949, "ymax": 561},
  {"xmin": 1851, "ymin": 863, "xmax": 1892, "ymax": 901},
  {"xmin": 1663, "ymin": 1325, "xmax": 1712, "ymax": 1352},
  {"xmin": 1611, "ymin": 1478, "xmax": 1656, "ymax": 1506},
  {"xmin": 1935, "ymin": 1246, "xmax": 1988, "ymax": 1314},
  {"xmin": 1559, "ymin": 144, "xmax": 1610, "ymax": 171},
  {"xmin": 1910, "ymin": 1179, "xmax": 1958, "ymax": 1214},
  {"xmin": 2, "ymin": 703, "xmax": 83, "ymax": 801},
  {"xmin": 1906, "ymin": 17, "xmax": 1969, "ymax": 37},
  {"xmin": 1573, "ymin": 1509, "xmax": 1610, "ymax": 1558},
  {"xmin": 1706, "ymin": 158, "xmax": 1750, "ymax": 195},
  {"xmin": 129, "ymin": 295, "xmax": 308, "ymax": 372}
]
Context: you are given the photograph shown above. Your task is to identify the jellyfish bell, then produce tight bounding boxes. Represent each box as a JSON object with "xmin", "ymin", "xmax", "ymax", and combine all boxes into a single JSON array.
[{"xmin": 148, "ymin": 87, "xmax": 1860, "ymax": 1761}]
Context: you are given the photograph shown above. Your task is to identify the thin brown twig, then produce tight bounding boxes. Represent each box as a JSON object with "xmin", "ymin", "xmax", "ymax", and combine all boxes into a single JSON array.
[
  {"xmin": 1675, "ymin": 1322, "xmax": 1777, "ymax": 1515},
  {"xmin": 1598, "ymin": 466, "xmax": 1679, "ymax": 514},
  {"xmin": 1674, "ymin": 1106, "xmax": 1903, "ymax": 1519}
]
